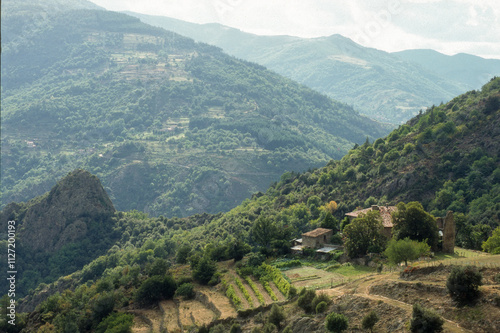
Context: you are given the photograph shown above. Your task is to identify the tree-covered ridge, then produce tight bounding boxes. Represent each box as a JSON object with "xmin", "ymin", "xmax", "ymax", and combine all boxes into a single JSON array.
[
  {"xmin": 128, "ymin": 12, "xmax": 500, "ymax": 124},
  {"xmin": 171, "ymin": 77, "xmax": 500, "ymax": 250},
  {"xmin": 1, "ymin": 8, "xmax": 389, "ymax": 217}
]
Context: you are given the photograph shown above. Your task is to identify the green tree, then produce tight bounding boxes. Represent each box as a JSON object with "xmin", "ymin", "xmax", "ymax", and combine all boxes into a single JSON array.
[
  {"xmin": 410, "ymin": 303, "xmax": 444, "ymax": 333},
  {"xmin": 362, "ymin": 310, "xmax": 379, "ymax": 332},
  {"xmin": 325, "ymin": 312, "xmax": 348, "ymax": 333},
  {"xmin": 446, "ymin": 266, "xmax": 482, "ymax": 305},
  {"xmin": 176, "ymin": 245, "xmax": 191, "ymax": 264},
  {"xmin": 192, "ymin": 256, "xmax": 217, "ymax": 285},
  {"xmin": 343, "ymin": 210, "xmax": 386, "ymax": 257},
  {"xmin": 384, "ymin": 238, "xmax": 431, "ymax": 266},
  {"xmin": 391, "ymin": 202, "xmax": 439, "ymax": 250},
  {"xmin": 225, "ymin": 237, "xmax": 252, "ymax": 261},
  {"xmin": 96, "ymin": 312, "xmax": 134, "ymax": 333},
  {"xmin": 252, "ymin": 217, "xmax": 277, "ymax": 248},
  {"xmin": 268, "ymin": 304, "xmax": 286, "ymax": 329},
  {"xmin": 482, "ymin": 226, "xmax": 500, "ymax": 254},
  {"xmin": 321, "ymin": 212, "xmax": 338, "ymax": 230},
  {"xmin": 135, "ymin": 275, "xmax": 177, "ymax": 305}
]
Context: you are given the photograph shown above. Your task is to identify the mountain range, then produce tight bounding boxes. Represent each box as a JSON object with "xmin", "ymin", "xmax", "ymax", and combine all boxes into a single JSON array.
[
  {"xmin": 127, "ymin": 12, "xmax": 500, "ymax": 124},
  {"xmin": 1, "ymin": 0, "xmax": 388, "ymax": 218}
]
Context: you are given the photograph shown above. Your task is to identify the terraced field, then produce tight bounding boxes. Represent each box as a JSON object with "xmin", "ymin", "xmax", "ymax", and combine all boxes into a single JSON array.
[{"xmin": 130, "ymin": 266, "xmax": 289, "ymax": 332}]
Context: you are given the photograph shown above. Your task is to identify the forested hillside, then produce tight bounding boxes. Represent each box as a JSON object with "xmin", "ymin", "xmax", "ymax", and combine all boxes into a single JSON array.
[
  {"xmin": 164, "ymin": 77, "xmax": 500, "ymax": 251},
  {"xmin": 126, "ymin": 12, "xmax": 500, "ymax": 124},
  {"xmin": 3, "ymin": 78, "xmax": 498, "ymax": 333},
  {"xmin": 0, "ymin": 0, "xmax": 389, "ymax": 217}
]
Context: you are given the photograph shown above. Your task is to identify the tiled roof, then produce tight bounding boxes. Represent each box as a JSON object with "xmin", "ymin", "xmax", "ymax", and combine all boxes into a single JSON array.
[
  {"xmin": 346, "ymin": 206, "xmax": 397, "ymax": 228},
  {"xmin": 302, "ymin": 228, "xmax": 332, "ymax": 238}
]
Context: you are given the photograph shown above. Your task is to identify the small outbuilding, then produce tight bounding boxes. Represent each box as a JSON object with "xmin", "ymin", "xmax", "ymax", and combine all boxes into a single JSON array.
[{"xmin": 301, "ymin": 228, "xmax": 333, "ymax": 249}]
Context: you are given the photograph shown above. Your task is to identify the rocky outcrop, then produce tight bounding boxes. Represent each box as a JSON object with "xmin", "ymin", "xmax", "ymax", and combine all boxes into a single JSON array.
[{"xmin": 11, "ymin": 169, "xmax": 115, "ymax": 253}]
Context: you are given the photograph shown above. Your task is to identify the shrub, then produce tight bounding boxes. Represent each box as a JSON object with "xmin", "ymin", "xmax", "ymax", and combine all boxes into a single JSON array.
[
  {"xmin": 230, "ymin": 323, "xmax": 242, "ymax": 333},
  {"xmin": 297, "ymin": 289, "xmax": 316, "ymax": 313},
  {"xmin": 410, "ymin": 303, "xmax": 444, "ymax": 333},
  {"xmin": 316, "ymin": 301, "xmax": 328, "ymax": 314},
  {"xmin": 325, "ymin": 312, "xmax": 348, "ymax": 333},
  {"xmin": 362, "ymin": 310, "xmax": 379, "ymax": 332},
  {"xmin": 288, "ymin": 285, "xmax": 297, "ymax": 299},
  {"xmin": 268, "ymin": 304, "xmax": 285, "ymax": 329},
  {"xmin": 176, "ymin": 282, "xmax": 195, "ymax": 300},
  {"xmin": 247, "ymin": 252, "xmax": 266, "ymax": 267},
  {"xmin": 312, "ymin": 293, "xmax": 331, "ymax": 312},
  {"xmin": 96, "ymin": 312, "xmax": 134, "ymax": 333},
  {"xmin": 446, "ymin": 266, "xmax": 482, "ymax": 305},
  {"xmin": 135, "ymin": 275, "xmax": 177, "ymax": 305}
]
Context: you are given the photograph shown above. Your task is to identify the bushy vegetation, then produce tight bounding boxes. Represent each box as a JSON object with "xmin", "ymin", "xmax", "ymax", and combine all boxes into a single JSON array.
[
  {"xmin": 384, "ymin": 238, "xmax": 431, "ymax": 266},
  {"xmin": 410, "ymin": 303, "xmax": 444, "ymax": 333},
  {"xmin": 325, "ymin": 312, "xmax": 349, "ymax": 333},
  {"xmin": 446, "ymin": 266, "xmax": 483, "ymax": 305},
  {"xmin": 362, "ymin": 310, "xmax": 379, "ymax": 332},
  {"xmin": 343, "ymin": 210, "xmax": 387, "ymax": 257}
]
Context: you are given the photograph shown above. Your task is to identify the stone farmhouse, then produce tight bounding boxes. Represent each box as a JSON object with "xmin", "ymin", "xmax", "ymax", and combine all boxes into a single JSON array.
[
  {"xmin": 345, "ymin": 205, "xmax": 397, "ymax": 238},
  {"xmin": 345, "ymin": 205, "xmax": 456, "ymax": 254}
]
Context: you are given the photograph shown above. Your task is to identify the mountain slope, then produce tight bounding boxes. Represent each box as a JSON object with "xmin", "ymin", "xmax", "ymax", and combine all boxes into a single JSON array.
[
  {"xmin": 0, "ymin": 169, "xmax": 117, "ymax": 297},
  {"xmin": 172, "ymin": 77, "xmax": 500, "ymax": 250},
  {"xmin": 393, "ymin": 49, "xmax": 500, "ymax": 90},
  {"xmin": 1, "ymin": 4, "xmax": 389, "ymax": 218},
  {"xmin": 126, "ymin": 12, "xmax": 488, "ymax": 124}
]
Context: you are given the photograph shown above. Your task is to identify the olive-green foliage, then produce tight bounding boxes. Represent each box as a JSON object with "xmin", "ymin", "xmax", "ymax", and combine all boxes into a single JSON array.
[
  {"xmin": 391, "ymin": 202, "xmax": 439, "ymax": 250},
  {"xmin": 230, "ymin": 323, "xmax": 242, "ymax": 333},
  {"xmin": 95, "ymin": 312, "xmax": 134, "ymax": 333},
  {"xmin": 325, "ymin": 312, "xmax": 349, "ymax": 333},
  {"xmin": 149, "ymin": 258, "xmax": 169, "ymax": 276},
  {"xmin": 176, "ymin": 282, "xmax": 195, "ymax": 300},
  {"xmin": 343, "ymin": 210, "xmax": 387, "ymax": 257},
  {"xmin": 316, "ymin": 301, "xmax": 328, "ymax": 314},
  {"xmin": 267, "ymin": 304, "xmax": 286, "ymax": 329},
  {"xmin": 312, "ymin": 293, "xmax": 332, "ymax": 313},
  {"xmin": 384, "ymin": 238, "xmax": 431, "ymax": 266},
  {"xmin": 175, "ymin": 245, "xmax": 192, "ymax": 264},
  {"xmin": 192, "ymin": 256, "xmax": 217, "ymax": 285},
  {"xmin": 362, "ymin": 310, "xmax": 379, "ymax": 332},
  {"xmin": 134, "ymin": 275, "xmax": 177, "ymax": 305},
  {"xmin": 482, "ymin": 226, "xmax": 500, "ymax": 254},
  {"xmin": 261, "ymin": 323, "xmax": 277, "ymax": 333},
  {"xmin": 446, "ymin": 266, "xmax": 482, "ymax": 305},
  {"xmin": 297, "ymin": 289, "xmax": 316, "ymax": 313},
  {"xmin": 209, "ymin": 324, "xmax": 226, "ymax": 333},
  {"xmin": 410, "ymin": 303, "xmax": 444, "ymax": 333}
]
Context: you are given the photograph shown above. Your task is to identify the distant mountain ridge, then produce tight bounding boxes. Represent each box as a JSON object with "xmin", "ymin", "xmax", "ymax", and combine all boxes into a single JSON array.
[
  {"xmin": 393, "ymin": 49, "xmax": 500, "ymax": 89},
  {"xmin": 126, "ymin": 11, "xmax": 500, "ymax": 124}
]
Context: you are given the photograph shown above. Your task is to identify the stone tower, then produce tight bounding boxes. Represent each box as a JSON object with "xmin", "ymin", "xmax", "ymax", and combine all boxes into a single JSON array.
[{"xmin": 442, "ymin": 211, "xmax": 456, "ymax": 254}]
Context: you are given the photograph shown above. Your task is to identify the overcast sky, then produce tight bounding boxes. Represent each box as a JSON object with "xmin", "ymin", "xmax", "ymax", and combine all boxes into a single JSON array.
[{"xmin": 89, "ymin": 0, "xmax": 500, "ymax": 59}]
